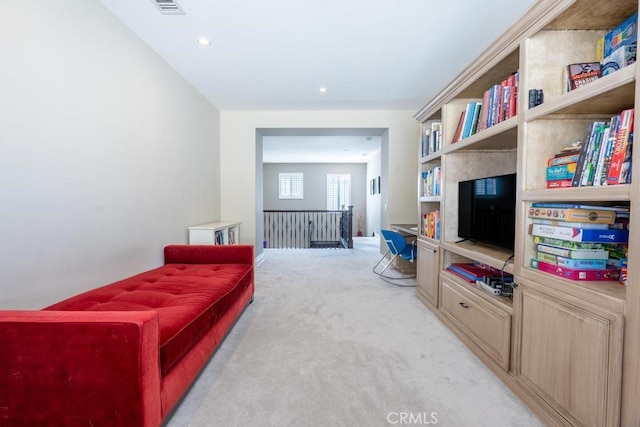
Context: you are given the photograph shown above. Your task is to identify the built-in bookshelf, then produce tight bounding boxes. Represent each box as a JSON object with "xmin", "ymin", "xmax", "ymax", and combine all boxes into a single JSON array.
[
  {"xmin": 413, "ymin": 0, "xmax": 639, "ymax": 425},
  {"xmin": 188, "ymin": 221, "xmax": 240, "ymax": 245}
]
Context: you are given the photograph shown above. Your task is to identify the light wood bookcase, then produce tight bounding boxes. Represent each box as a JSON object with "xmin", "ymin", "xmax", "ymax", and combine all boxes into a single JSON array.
[{"xmin": 414, "ymin": 0, "xmax": 639, "ymax": 425}]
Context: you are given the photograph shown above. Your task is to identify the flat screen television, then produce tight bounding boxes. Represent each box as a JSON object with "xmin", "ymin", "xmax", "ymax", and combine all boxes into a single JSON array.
[{"xmin": 458, "ymin": 173, "xmax": 517, "ymax": 251}]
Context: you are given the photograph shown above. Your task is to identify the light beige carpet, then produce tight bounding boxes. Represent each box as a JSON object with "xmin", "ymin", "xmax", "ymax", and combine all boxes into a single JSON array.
[{"xmin": 167, "ymin": 237, "xmax": 543, "ymax": 426}]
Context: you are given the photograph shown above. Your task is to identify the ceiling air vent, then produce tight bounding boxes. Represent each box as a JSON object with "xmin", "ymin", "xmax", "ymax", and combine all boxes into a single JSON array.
[{"xmin": 151, "ymin": 0, "xmax": 185, "ymax": 15}]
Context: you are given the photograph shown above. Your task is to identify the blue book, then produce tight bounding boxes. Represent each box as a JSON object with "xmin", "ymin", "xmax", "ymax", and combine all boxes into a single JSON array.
[
  {"xmin": 461, "ymin": 102, "xmax": 477, "ymax": 139},
  {"xmin": 447, "ymin": 265, "xmax": 479, "ymax": 281},
  {"xmin": 530, "ymin": 203, "xmax": 629, "ymax": 212},
  {"xmin": 556, "ymin": 256, "xmax": 607, "ymax": 269},
  {"xmin": 531, "ymin": 223, "xmax": 629, "ymax": 243},
  {"xmin": 546, "ymin": 163, "xmax": 577, "ymax": 180}
]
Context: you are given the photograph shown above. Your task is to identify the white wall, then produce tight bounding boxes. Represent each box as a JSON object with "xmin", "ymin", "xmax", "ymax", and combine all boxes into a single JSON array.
[
  {"xmin": 366, "ymin": 150, "xmax": 382, "ymax": 237},
  {"xmin": 263, "ymin": 163, "xmax": 366, "ymax": 211},
  {"xmin": 220, "ymin": 111, "xmax": 418, "ymax": 255},
  {"xmin": 0, "ymin": 0, "xmax": 221, "ymax": 308}
]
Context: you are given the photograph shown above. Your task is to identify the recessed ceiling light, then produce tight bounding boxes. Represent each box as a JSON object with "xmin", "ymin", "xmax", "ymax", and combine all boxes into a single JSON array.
[
  {"xmin": 319, "ymin": 87, "xmax": 327, "ymax": 93},
  {"xmin": 197, "ymin": 37, "xmax": 211, "ymax": 46}
]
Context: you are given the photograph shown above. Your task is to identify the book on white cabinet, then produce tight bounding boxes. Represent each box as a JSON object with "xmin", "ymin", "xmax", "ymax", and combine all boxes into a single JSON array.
[{"xmin": 188, "ymin": 221, "xmax": 240, "ymax": 245}]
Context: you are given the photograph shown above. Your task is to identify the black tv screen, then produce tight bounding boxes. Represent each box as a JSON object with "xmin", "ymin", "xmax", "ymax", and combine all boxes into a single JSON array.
[{"xmin": 458, "ymin": 173, "xmax": 516, "ymax": 251}]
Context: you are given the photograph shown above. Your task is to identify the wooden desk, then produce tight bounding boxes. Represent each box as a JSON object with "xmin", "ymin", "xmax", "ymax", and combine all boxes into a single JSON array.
[
  {"xmin": 390, "ymin": 224, "xmax": 418, "ymax": 236},
  {"xmin": 388, "ymin": 224, "xmax": 418, "ymax": 273}
]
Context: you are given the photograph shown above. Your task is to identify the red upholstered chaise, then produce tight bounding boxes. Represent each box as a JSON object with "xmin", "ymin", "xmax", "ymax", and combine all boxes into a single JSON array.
[{"xmin": 0, "ymin": 244, "xmax": 254, "ymax": 426}]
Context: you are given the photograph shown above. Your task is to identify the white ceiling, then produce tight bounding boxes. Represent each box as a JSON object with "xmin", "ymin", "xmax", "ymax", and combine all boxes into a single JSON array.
[{"xmin": 98, "ymin": 0, "xmax": 536, "ymax": 161}]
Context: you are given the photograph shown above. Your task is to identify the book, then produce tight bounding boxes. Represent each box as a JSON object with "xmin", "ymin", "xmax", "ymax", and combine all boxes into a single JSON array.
[
  {"xmin": 527, "ymin": 205, "xmax": 617, "ymax": 224},
  {"xmin": 469, "ymin": 102, "xmax": 483, "ymax": 136},
  {"xmin": 530, "ymin": 223, "xmax": 629, "ymax": 243},
  {"xmin": 446, "ymin": 267, "xmax": 475, "ymax": 283},
  {"xmin": 592, "ymin": 118, "xmax": 614, "ymax": 186},
  {"xmin": 531, "ymin": 219, "xmax": 609, "ymax": 230},
  {"xmin": 461, "ymin": 102, "xmax": 478, "ymax": 139},
  {"xmin": 547, "ymin": 152, "xmax": 580, "ymax": 166},
  {"xmin": 431, "ymin": 122, "xmax": 442, "ymax": 153},
  {"xmin": 533, "ymin": 235, "xmax": 607, "ymax": 250},
  {"xmin": 536, "ymin": 251, "xmax": 607, "ymax": 269},
  {"xmin": 451, "ymin": 111, "xmax": 465, "ymax": 143},
  {"xmin": 580, "ymin": 122, "xmax": 608, "ymax": 186},
  {"xmin": 619, "ymin": 131, "xmax": 633, "ymax": 184},
  {"xmin": 447, "ymin": 263, "xmax": 494, "ymax": 281},
  {"xmin": 556, "ymin": 256, "xmax": 607, "ymax": 269},
  {"xmin": 546, "ymin": 163, "xmax": 576, "ymax": 181},
  {"xmin": 607, "ymin": 257, "xmax": 628, "ymax": 268},
  {"xmin": 536, "ymin": 243, "xmax": 609, "ymax": 259},
  {"xmin": 573, "ymin": 121, "xmax": 607, "ymax": 187},
  {"xmin": 596, "ymin": 12, "xmax": 638, "ymax": 60},
  {"xmin": 572, "ymin": 121, "xmax": 604, "ymax": 186},
  {"xmin": 531, "ymin": 202, "xmax": 628, "ymax": 212},
  {"xmin": 546, "ymin": 179, "xmax": 572, "ymax": 189},
  {"xmin": 531, "ymin": 259, "xmax": 621, "ymax": 281},
  {"xmin": 595, "ymin": 114, "xmax": 619, "ymax": 185},
  {"xmin": 607, "ymin": 108, "xmax": 634, "ymax": 184},
  {"xmin": 566, "ymin": 62, "xmax": 601, "ymax": 91},
  {"xmin": 601, "ymin": 44, "xmax": 637, "ymax": 75}
]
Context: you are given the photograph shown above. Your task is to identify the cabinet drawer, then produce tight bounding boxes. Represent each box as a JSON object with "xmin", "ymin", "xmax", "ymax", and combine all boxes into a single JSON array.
[{"xmin": 440, "ymin": 277, "xmax": 511, "ymax": 370}]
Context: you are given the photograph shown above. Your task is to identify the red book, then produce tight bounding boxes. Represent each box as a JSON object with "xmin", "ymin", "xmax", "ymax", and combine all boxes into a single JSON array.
[
  {"xmin": 451, "ymin": 111, "xmax": 465, "ymax": 143},
  {"xmin": 531, "ymin": 259, "xmax": 620, "ymax": 281},
  {"xmin": 547, "ymin": 179, "xmax": 572, "ymax": 189},
  {"xmin": 508, "ymin": 72, "xmax": 518, "ymax": 119}
]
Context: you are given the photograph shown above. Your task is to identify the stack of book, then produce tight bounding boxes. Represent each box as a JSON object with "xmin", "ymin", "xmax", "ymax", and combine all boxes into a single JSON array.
[
  {"xmin": 528, "ymin": 203, "xmax": 629, "ymax": 282},
  {"xmin": 421, "ymin": 210, "xmax": 440, "ymax": 240},
  {"xmin": 598, "ymin": 12, "xmax": 637, "ymax": 76},
  {"xmin": 421, "ymin": 122, "xmax": 442, "ymax": 157},
  {"xmin": 476, "ymin": 71, "xmax": 519, "ymax": 132},
  {"xmin": 546, "ymin": 149, "xmax": 579, "ymax": 188},
  {"xmin": 421, "ymin": 166, "xmax": 441, "ymax": 197},
  {"xmin": 451, "ymin": 71, "xmax": 519, "ymax": 143},
  {"xmin": 545, "ymin": 108, "xmax": 634, "ymax": 188},
  {"xmin": 564, "ymin": 13, "xmax": 637, "ymax": 91},
  {"xmin": 446, "ymin": 262, "xmax": 514, "ymax": 284}
]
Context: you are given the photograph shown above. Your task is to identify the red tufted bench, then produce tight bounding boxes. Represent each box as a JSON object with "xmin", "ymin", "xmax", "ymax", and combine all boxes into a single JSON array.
[{"xmin": 0, "ymin": 244, "xmax": 254, "ymax": 426}]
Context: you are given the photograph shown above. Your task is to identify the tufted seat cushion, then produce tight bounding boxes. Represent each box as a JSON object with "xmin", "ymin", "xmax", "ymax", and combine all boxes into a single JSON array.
[{"xmin": 44, "ymin": 263, "xmax": 252, "ymax": 376}]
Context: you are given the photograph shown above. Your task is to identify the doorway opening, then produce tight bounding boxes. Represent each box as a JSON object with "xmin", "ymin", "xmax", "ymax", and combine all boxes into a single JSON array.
[{"xmin": 256, "ymin": 128, "xmax": 388, "ymax": 250}]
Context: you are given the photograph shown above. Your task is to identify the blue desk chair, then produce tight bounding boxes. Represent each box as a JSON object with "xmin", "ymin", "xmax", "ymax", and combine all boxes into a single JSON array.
[{"xmin": 373, "ymin": 229, "xmax": 417, "ymax": 284}]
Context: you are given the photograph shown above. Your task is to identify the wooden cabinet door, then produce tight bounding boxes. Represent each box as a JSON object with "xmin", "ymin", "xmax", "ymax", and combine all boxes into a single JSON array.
[
  {"xmin": 440, "ymin": 277, "xmax": 511, "ymax": 370},
  {"xmin": 515, "ymin": 282, "xmax": 623, "ymax": 427},
  {"xmin": 416, "ymin": 240, "xmax": 439, "ymax": 307}
]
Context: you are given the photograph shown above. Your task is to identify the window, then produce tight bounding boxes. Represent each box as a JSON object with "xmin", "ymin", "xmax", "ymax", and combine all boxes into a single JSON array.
[
  {"xmin": 475, "ymin": 177, "xmax": 497, "ymax": 196},
  {"xmin": 327, "ymin": 174, "xmax": 351, "ymax": 210},
  {"xmin": 279, "ymin": 173, "xmax": 304, "ymax": 199}
]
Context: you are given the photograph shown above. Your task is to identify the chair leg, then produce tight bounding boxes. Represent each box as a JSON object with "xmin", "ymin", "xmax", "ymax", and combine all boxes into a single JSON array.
[
  {"xmin": 376, "ymin": 256, "xmax": 417, "ymax": 286},
  {"xmin": 372, "ymin": 248, "xmax": 393, "ymax": 275}
]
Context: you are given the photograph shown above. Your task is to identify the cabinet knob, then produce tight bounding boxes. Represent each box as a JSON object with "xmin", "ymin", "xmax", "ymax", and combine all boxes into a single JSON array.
[{"xmin": 459, "ymin": 302, "xmax": 470, "ymax": 309}]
